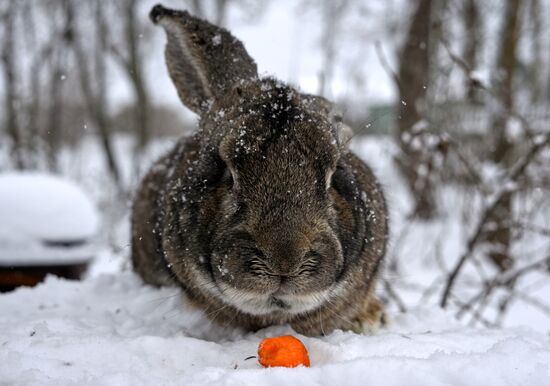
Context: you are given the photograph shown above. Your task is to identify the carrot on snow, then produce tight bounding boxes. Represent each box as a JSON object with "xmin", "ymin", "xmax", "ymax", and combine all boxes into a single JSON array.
[{"xmin": 258, "ymin": 335, "xmax": 310, "ymax": 368}]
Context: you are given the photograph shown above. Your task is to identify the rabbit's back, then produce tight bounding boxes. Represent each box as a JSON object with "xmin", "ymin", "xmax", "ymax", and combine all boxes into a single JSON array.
[{"xmin": 132, "ymin": 137, "xmax": 198, "ymax": 287}]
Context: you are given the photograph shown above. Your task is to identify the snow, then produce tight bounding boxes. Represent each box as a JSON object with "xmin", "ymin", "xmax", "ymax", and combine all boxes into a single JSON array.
[
  {"xmin": 468, "ymin": 70, "xmax": 490, "ymax": 88},
  {"xmin": 0, "ymin": 173, "xmax": 99, "ymax": 266},
  {"xmin": 1, "ymin": 272, "xmax": 549, "ymax": 386},
  {"xmin": 212, "ymin": 34, "xmax": 222, "ymax": 46}
]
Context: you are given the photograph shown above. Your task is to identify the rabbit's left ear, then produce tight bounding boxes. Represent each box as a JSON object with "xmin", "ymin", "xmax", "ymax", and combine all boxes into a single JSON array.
[
  {"xmin": 302, "ymin": 94, "xmax": 353, "ymax": 148},
  {"xmin": 150, "ymin": 4, "xmax": 258, "ymax": 114}
]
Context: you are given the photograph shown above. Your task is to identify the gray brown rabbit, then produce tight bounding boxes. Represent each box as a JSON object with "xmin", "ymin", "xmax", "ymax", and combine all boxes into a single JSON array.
[{"xmin": 131, "ymin": 4, "xmax": 388, "ymax": 336}]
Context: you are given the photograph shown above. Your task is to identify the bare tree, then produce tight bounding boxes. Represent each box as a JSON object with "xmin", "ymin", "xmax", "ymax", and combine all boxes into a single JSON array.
[
  {"xmin": 462, "ymin": 0, "xmax": 481, "ymax": 103},
  {"xmin": 377, "ymin": 2, "xmax": 550, "ymax": 325},
  {"xmin": 212, "ymin": 0, "xmax": 229, "ymax": 26},
  {"xmin": 186, "ymin": 0, "xmax": 229, "ymax": 26},
  {"xmin": 44, "ymin": 0, "xmax": 75, "ymax": 171},
  {"xmin": 185, "ymin": 0, "xmax": 269, "ymax": 26},
  {"xmin": 110, "ymin": 0, "xmax": 152, "ymax": 160},
  {"xmin": 20, "ymin": 1, "xmax": 42, "ymax": 168},
  {"xmin": 481, "ymin": 0, "xmax": 523, "ymax": 271},
  {"xmin": 395, "ymin": 0, "xmax": 436, "ymax": 219},
  {"xmin": 317, "ymin": 0, "xmax": 350, "ymax": 99},
  {"xmin": 528, "ymin": 0, "xmax": 543, "ymax": 103},
  {"xmin": 1, "ymin": 1, "xmax": 25, "ymax": 169},
  {"xmin": 440, "ymin": 133, "xmax": 550, "ymax": 307},
  {"xmin": 71, "ymin": 0, "xmax": 122, "ymax": 187},
  {"xmin": 188, "ymin": 0, "xmax": 205, "ymax": 19}
]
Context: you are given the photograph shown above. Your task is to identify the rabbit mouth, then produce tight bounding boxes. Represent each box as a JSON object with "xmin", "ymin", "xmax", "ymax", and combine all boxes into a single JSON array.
[
  {"xmin": 216, "ymin": 282, "xmax": 332, "ymax": 316},
  {"xmin": 269, "ymin": 296, "xmax": 291, "ymax": 310}
]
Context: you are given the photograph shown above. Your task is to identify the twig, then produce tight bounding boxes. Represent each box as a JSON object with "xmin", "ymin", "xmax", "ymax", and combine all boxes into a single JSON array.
[
  {"xmin": 374, "ymin": 40, "xmax": 402, "ymax": 95},
  {"xmin": 440, "ymin": 136, "xmax": 550, "ymax": 307},
  {"xmin": 383, "ymin": 279, "xmax": 407, "ymax": 312},
  {"xmin": 455, "ymin": 255, "xmax": 550, "ymax": 318},
  {"xmin": 417, "ymin": 277, "xmax": 444, "ymax": 305},
  {"xmin": 510, "ymin": 222, "xmax": 550, "ymax": 238},
  {"xmin": 495, "ymin": 289, "xmax": 515, "ymax": 327},
  {"xmin": 514, "ymin": 291, "xmax": 550, "ymax": 316},
  {"xmin": 451, "ymin": 144, "xmax": 484, "ymax": 186},
  {"xmin": 451, "ymin": 295, "xmax": 496, "ymax": 328},
  {"xmin": 499, "ymin": 255, "xmax": 550, "ymax": 286},
  {"xmin": 440, "ymin": 35, "xmax": 537, "ymax": 140},
  {"xmin": 468, "ymin": 291, "xmax": 494, "ymax": 327}
]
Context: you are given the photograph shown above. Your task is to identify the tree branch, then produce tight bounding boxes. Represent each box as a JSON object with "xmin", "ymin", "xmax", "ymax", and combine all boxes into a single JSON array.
[{"xmin": 441, "ymin": 135, "xmax": 550, "ymax": 307}]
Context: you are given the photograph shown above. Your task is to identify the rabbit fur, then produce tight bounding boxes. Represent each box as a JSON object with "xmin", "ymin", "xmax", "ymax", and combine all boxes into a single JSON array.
[{"xmin": 131, "ymin": 4, "xmax": 388, "ymax": 336}]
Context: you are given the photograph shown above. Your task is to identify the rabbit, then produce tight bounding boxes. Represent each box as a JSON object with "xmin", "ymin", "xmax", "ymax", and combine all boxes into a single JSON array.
[{"xmin": 131, "ymin": 4, "xmax": 388, "ymax": 336}]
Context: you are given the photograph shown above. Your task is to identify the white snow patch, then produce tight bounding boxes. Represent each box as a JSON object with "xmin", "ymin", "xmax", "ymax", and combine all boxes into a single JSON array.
[
  {"xmin": 1, "ymin": 273, "xmax": 549, "ymax": 385},
  {"xmin": 469, "ymin": 69, "xmax": 490, "ymax": 87},
  {"xmin": 505, "ymin": 116, "xmax": 523, "ymax": 141},
  {"xmin": 212, "ymin": 34, "xmax": 222, "ymax": 46}
]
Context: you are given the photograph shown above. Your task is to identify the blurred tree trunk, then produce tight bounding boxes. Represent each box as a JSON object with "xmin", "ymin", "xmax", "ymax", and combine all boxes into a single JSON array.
[
  {"xmin": 463, "ymin": 0, "xmax": 481, "ymax": 103},
  {"xmin": 71, "ymin": 0, "xmax": 122, "ymax": 188},
  {"xmin": 111, "ymin": 0, "xmax": 152, "ymax": 176},
  {"xmin": 214, "ymin": 0, "xmax": 229, "ymax": 26},
  {"xmin": 189, "ymin": 0, "xmax": 205, "ymax": 18},
  {"xmin": 1, "ymin": 2, "xmax": 25, "ymax": 169},
  {"xmin": 396, "ymin": 0, "xmax": 436, "ymax": 219},
  {"xmin": 44, "ymin": 0, "xmax": 75, "ymax": 171},
  {"xmin": 123, "ymin": 0, "xmax": 150, "ymax": 153},
  {"xmin": 46, "ymin": 46, "xmax": 66, "ymax": 171},
  {"xmin": 318, "ymin": 0, "xmax": 349, "ymax": 99},
  {"xmin": 21, "ymin": 2, "xmax": 42, "ymax": 168},
  {"xmin": 548, "ymin": 38, "xmax": 550, "ymax": 104},
  {"xmin": 529, "ymin": 0, "xmax": 543, "ymax": 103},
  {"xmin": 94, "ymin": 1, "xmax": 122, "ymax": 186},
  {"xmin": 186, "ymin": 0, "xmax": 229, "ymax": 26},
  {"xmin": 483, "ymin": 0, "xmax": 523, "ymax": 271}
]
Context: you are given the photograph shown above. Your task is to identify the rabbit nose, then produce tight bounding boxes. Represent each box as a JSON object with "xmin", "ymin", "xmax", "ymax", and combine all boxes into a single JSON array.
[
  {"xmin": 266, "ymin": 239, "xmax": 303, "ymax": 269},
  {"xmin": 275, "ymin": 259, "xmax": 299, "ymax": 277},
  {"xmin": 257, "ymin": 228, "xmax": 312, "ymax": 275},
  {"xmin": 277, "ymin": 272, "xmax": 292, "ymax": 285}
]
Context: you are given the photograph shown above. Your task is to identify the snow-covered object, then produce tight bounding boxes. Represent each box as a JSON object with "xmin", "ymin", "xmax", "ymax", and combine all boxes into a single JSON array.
[
  {"xmin": 0, "ymin": 272, "xmax": 548, "ymax": 385},
  {"xmin": 0, "ymin": 173, "xmax": 99, "ymax": 266}
]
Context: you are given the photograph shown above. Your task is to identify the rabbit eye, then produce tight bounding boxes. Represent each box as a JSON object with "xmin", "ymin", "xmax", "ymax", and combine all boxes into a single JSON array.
[
  {"xmin": 223, "ymin": 166, "xmax": 238, "ymax": 188},
  {"xmin": 226, "ymin": 168, "xmax": 241, "ymax": 198},
  {"xmin": 232, "ymin": 185, "xmax": 241, "ymax": 200}
]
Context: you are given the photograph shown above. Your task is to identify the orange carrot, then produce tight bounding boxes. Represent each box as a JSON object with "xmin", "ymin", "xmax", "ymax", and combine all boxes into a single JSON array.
[{"xmin": 258, "ymin": 335, "xmax": 310, "ymax": 368}]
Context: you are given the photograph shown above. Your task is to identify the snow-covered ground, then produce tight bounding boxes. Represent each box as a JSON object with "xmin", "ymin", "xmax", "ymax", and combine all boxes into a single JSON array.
[
  {"xmin": 1, "ymin": 136, "xmax": 549, "ymax": 385},
  {"xmin": 1, "ymin": 272, "xmax": 549, "ymax": 385}
]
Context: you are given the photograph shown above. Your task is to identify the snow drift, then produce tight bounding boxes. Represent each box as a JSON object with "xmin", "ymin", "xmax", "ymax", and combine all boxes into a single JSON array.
[{"xmin": 1, "ymin": 272, "xmax": 549, "ymax": 385}]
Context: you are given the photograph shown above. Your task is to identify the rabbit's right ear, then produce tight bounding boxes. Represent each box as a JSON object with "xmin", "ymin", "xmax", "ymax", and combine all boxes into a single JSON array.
[{"xmin": 150, "ymin": 5, "xmax": 258, "ymax": 114}]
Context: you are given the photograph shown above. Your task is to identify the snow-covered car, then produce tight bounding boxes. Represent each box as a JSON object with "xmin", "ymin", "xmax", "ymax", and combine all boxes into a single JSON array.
[{"xmin": 0, "ymin": 173, "xmax": 99, "ymax": 291}]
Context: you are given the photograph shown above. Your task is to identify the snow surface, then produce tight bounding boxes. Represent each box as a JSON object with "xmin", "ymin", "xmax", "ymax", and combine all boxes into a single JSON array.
[
  {"xmin": 1, "ymin": 272, "xmax": 549, "ymax": 386},
  {"xmin": 0, "ymin": 173, "xmax": 99, "ymax": 266}
]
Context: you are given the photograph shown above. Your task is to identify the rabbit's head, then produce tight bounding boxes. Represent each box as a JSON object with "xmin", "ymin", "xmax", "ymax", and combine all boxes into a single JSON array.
[{"xmin": 151, "ymin": 5, "xmax": 355, "ymax": 316}]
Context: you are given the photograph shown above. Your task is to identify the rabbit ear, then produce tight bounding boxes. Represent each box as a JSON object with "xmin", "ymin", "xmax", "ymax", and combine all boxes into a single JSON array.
[
  {"xmin": 150, "ymin": 5, "xmax": 258, "ymax": 114},
  {"xmin": 302, "ymin": 94, "xmax": 353, "ymax": 148}
]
